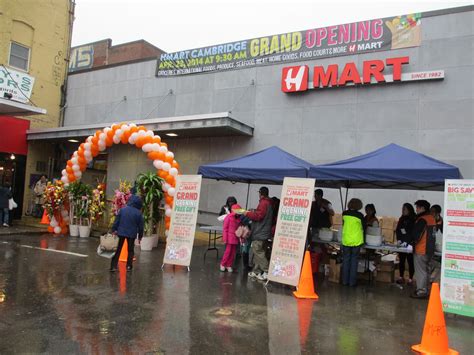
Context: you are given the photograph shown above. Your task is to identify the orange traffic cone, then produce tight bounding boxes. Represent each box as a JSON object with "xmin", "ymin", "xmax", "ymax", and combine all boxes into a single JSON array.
[
  {"xmin": 119, "ymin": 241, "xmax": 128, "ymax": 263},
  {"xmin": 118, "ymin": 262, "xmax": 127, "ymax": 295},
  {"xmin": 411, "ymin": 283, "xmax": 459, "ymax": 355},
  {"xmin": 293, "ymin": 251, "xmax": 319, "ymax": 299},
  {"xmin": 40, "ymin": 210, "xmax": 50, "ymax": 225}
]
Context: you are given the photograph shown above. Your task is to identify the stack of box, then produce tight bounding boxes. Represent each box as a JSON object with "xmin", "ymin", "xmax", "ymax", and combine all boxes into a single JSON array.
[
  {"xmin": 328, "ymin": 257, "xmax": 341, "ymax": 283},
  {"xmin": 380, "ymin": 217, "xmax": 397, "ymax": 244},
  {"xmin": 375, "ymin": 260, "xmax": 396, "ymax": 283}
]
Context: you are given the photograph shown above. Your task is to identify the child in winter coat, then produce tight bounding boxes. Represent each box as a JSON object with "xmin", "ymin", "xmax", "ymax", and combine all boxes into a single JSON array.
[{"xmin": 220, "ymin": 203, "xmax": 242, "ymax": 272}]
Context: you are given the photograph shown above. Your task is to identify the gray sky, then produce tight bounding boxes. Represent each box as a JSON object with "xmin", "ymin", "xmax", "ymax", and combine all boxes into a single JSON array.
[{"xmin": 72, "ymin": 0, "xmax": 472, "ymax": 52}]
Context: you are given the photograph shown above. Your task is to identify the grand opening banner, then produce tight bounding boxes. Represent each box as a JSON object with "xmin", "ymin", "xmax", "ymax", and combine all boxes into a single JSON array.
[
  {"xmin": 440, "ymin": 180, "xmax": 474, "ymax": 318},
  {"xmin": 268, "ymin": 177, "xmax": 315, "ymax": 286},
  {"xmin": 163, "ymin": 175, "xmax": 202, "ymax": 267},
  {"xmin": 157, "ymin": 13, "xmax": 421, "ymax": 77}
]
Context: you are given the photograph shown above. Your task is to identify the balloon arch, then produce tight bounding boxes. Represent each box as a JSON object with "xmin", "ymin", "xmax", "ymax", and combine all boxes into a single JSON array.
[{"xmin": 58, "ymin": 123, "xmax": 180, "ymax": 235}]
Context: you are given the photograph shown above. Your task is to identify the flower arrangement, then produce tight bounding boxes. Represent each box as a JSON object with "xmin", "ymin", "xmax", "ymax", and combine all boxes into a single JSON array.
[
  {"xmin": 66, "ymin": 181, "xmax": 93, "ymax": 226},
  {"xmin": 43, "ymin": 180, "xmax": 68, "ymax": 219},
  {"xmin": 111, "ymin": 180, "xmax": 132, "ymax": 215},
  {"xmin": 90, "ymin": 183, "xmax": 106, "ymax": 223}
]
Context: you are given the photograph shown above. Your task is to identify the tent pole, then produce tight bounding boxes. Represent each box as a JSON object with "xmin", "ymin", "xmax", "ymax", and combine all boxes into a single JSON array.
[
  {"xmin": 245, "ymin": 182, "xmax": 251, "ymax": 209},
  {"xmin": 344, "ymin": 186, "xmax": 349, "ymax": 210},
  {"xmin": 339, "ymin": 187, "xmax": 344, "ymax": 211}
]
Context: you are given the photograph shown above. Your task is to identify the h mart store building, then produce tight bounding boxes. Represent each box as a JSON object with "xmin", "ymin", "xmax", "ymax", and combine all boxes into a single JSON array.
[{"xmin": 28, "ymin": 6, "xmax": 473, "ymax": 224}]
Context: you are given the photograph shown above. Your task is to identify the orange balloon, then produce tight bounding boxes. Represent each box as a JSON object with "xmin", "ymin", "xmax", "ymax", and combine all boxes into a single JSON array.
[
  {"xmin": 156, "ymin": 152, "xmax": 165, "ymax": 161},
  {"xmin": 165, "ymin": 196, "xmax": 174, "ymax": 205},
  {"xmin": 143, "ymin": 136, "xmax": 153, "ymax": 144},
  {"xmin": 78, "ymin": 156, "xmax": 86, "ymax": 165},
  {"xmin": 165, "ymin": 216, "xmax": 171, "ymax": 223},
  {"xmin": 147, "ymin": 151, "xmax": 160, "ymax": 160},
  {"xmin": 161, "ymin": 142, "xmax": 168, "ymax": 148},
  {"xmin": 122, "ymin": 131, "xmax": 131, "ymax": 144},
  {"xmin": 68, "ymin": 173, "xmax": 76, "ymax": 181},
  {"xmin": 137, "ymin": 125, "xmax": 146, "ymax": 132},
  {"xmin": 66, "ymin": 166, "xmax": 73, "ymax": 174},
  {"xmin": 61, "ymin": 226, "xmax": 68, "ymax": 234},
  {"xmin": 129, "ymin": 126, "xmax": 139, "ymax": 134},
  {"xmin": 165, "ymin": 221, "xmax": 171, "ymax": 229},
  {"xmin": 158, "ymin": 170, "xmax": 168, "ymax": 179},
  {"xmin": 79, "ymin": 162, "xmax": 87, "ymax": 171},
  {"xmin": 91, "ymin": 148, "xmax": 99, "ymax": 157},
  {"xmin": 91, "ymin": 136, "xmax": 99, "ymax": 145},
  {"xmin": 165, "ymin": 175, "xmax": 175, "ymax": 185},
  {"xmin": 47, "ymin": 226, "xmax": 54, "ymax": 233},
  {"xmin": 171, "ymin": 160, "xmax": 180, "ymax": 169},
  {"xmin": 67, "ymin": 160, "xmax": 73, "ymax": 167},
  {"xmin": 107, "ymin": 129, "xmax": 115, "ymax": 140},
  {"xmin": 111, "ymin": 124, "xmax": 120, "ymax": 131},
  {"xmin": 105, "ymin": 136, "xmax": 113, "ymax": 147},
  {"xmin": 165, "ymin": 155, "xmax": 174, "ymax": 163},
  {"xmin": 152, "ymin": 136, "xmax": 161, "ymax": 144},
  {"xmin": 135, "ymin": 136, "xmax": 145, "ymax": 148},
  {"xmin": 95, "ymin": 130, "xmax": 102, "ymax": 137}
]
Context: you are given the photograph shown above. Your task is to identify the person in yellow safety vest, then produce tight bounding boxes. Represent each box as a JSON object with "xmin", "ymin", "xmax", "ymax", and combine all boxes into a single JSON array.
[{"xmin": 342, "ymin": 198, "xmax": 366, "ymax": 287}]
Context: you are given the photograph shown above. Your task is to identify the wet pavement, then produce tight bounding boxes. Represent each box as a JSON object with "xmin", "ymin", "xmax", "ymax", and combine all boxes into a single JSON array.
[{"xmin": 0, "ymin": 234, "xmax": 472, "ymax": 354}]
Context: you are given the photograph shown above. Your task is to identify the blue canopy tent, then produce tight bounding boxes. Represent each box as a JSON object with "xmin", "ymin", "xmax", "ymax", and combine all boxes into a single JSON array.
[
  {"xmin": 198, "ymin": 146, "xmax": 314, "ymax": 206},
  {"xmin": 309, "ymin": 143, "xmax": 462, "ymax": 208}
]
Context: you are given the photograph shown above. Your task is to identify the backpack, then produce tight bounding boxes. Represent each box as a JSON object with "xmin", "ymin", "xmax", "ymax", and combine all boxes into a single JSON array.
[{"xmin": 425, "ymin": 225, "xmax": 437, "ymax": 257}]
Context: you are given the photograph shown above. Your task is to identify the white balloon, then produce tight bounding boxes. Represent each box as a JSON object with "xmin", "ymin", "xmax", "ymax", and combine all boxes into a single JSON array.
[
  {"xmin": 61, "ymin": 169, "xmax": 67, "ymax": 176},
  {"xmin": 61, "ymin": 176, "xmax": 69, "ymax": 184},
  {"xmin": 129, "ymin": 123, "xmax": 137, "ymax": 128},
  {"xmin": 54, "ymin": 226, "xmax": 61, "ymax": 234},
  {"xmin": 159, "ymin": 146, "xmax": 168, "ymax": 153},
  {"xmin": 85, "ymin": 156, "xmax": 93, "ymax": 163},
  {"xmin": 71, "ymin": 157, "xmax": 78, "ymax": 165},
  {"xmin": 50, "ymin": 217, "xmax": 58, "ymax": 227},
  {"xmin": 164, "ymin": 183, "xmax": 171, "ymax": 191},
  {"xmin": 138, "ymin": 130, "xmax": 146, "ymax": 137},
  {"xmin": 84, "ymin": 142, "xmax": 92, "ymax": 151},
  {"xmin": 153, "ymin": 160, "xmax": 164, "ymax": 170},
  {"xmin": 86, "ymin": 136, "xmax": 93, "ymax": 143},
  {"xmin": 72, "ymin": 164, "xmax": 80, "ymax": 172},
  {"xmin": 165, "ymin": 208, "xmax": 172, "ymax": 217},
  {"xmin": 99, "ymin": 143, "xmax": 106, "ymax": 151},
  {"xmin": 168, "ymin": 187, "xmax": 176, "ymax": 196},
  {"xmin": 84, "ymin": 150, "xmax": 92, "ymax": 158},
  {"xmin": 169, "ymin": 168, "xmax": 178, "ymax": 177},
  {"xmin": 74, "ymin": 170, "xmax": 82, "ymax": 178},
  {"xmin": 99, "ymin": 133, "xmax": 106, "ymax": 141},
  {"xmin": 122, "ymin": 125, "xmax": 130, "ymax": 132},
  {"xmin": 166, "ymin": 151, "xmax": 174, "ymax": 159},
  {"xmin": 162, "ymin": 184, "xmax": 169, "ymax": 192},
  {"xmin": 115, "ymin": 129, "xmax": 123, "ymax": 137},
  {"xmin": 113, "ymin": 135, "xmax": 121, "ymax": 144},
  {"xmin": 162, "ymin": 162, "xmax": 171, "ymax": 171},
  {"xmin": 165, "ymin": 204, "xmax": 171, "ymax": 210},
  {"xmin": 151, "ymin": 143, "xmax": 160, "ymax": 152},
  {"xmin": 165, "ymin": 230, "xmax": 169, "ymax": 237},
  {"xmin": 104, "ymin": 127, "xmax": 111, "ymax": 134},
  {"xmin": 142, "ymin": 143, "xmax": 153, "ymax": 153},
  {"xmin": 145, "ymin": 130, "xmax": 154, "ymax": 137},
  {"xmin": 73, "ymin": 151, "xmax": 78, "ymax": 157}
]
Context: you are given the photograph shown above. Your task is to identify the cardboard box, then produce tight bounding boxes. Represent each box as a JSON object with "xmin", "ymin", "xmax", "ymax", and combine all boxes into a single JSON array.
[
  {"xmin": 377, "ymin": 261, "xmax": 395, "ymax": 272},
  {"xmin": 328, "ymin": 258, "xmax": 341, "ymax": 283},
  {"xmin": 376, "ymin": 270, "xmax": 395, "ymax": 283}
]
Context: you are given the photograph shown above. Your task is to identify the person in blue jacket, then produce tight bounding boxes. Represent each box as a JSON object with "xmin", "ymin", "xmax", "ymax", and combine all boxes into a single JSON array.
[{"xmin": 110, "ymin": 195, "xmax": 144, "ymax": 272}]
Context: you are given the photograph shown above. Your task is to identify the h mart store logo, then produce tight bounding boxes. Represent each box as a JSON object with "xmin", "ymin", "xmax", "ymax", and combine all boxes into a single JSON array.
[{"xmin": 281, "ymin": 56, "xmax": 444, "ymax": 93}]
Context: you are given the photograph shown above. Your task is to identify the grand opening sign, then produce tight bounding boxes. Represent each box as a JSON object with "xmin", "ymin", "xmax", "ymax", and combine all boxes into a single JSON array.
[
  {"xmin": 157, "ymin": 13, "xmax": 422, "ymax": 76},
  {"xmin": 281, "ymin": 56, "xmax": 444, "ymax": 92}
]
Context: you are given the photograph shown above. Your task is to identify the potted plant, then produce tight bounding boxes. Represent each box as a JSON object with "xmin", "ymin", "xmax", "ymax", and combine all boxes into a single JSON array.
[
  {"xmin": 136, "ymin": 172, "xmax": 164, "ymax": 251},
  {"xmin": 67, "ymin": 181, "xmax": 93, "ymax": 237}
]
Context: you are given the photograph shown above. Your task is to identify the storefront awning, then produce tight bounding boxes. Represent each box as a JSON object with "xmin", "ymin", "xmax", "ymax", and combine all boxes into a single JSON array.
[
  {"xmin": 0, "ymin": 116, "xmax": 30, "ymax": 155},
  {"xmin": 27, "ymin": 112, "xmax": 253, "ymax": 140},
  {"xmin": 0, "ymin": 98, "xmax": 47, "ymax": 116}
]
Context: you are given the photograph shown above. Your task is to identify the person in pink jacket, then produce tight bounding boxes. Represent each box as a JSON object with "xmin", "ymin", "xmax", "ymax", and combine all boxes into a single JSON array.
[{"xmin": 220, "ymin": 203, "xmax": 242, "ymax": 272}]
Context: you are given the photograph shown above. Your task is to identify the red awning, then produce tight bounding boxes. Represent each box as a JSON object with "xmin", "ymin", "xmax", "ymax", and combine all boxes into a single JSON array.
[{"xmin": 0, "ymin": 115, "xmax": 30, "ymax": 155}]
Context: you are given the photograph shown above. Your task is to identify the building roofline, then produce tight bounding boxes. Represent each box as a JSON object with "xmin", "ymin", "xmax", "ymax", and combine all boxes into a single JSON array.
[{"xmin": 68, "ymin": 56, "xmax": 158, "ymax": 75}]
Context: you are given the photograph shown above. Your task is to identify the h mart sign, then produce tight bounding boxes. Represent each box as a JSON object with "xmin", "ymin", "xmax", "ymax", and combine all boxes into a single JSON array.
[{"xmin": 281, "ymin": 56, "xmax": 444, "ymax": 92}]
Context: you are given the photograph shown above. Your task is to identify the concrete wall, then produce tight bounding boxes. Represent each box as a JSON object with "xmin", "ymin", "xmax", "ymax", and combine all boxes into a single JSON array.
[{"xmin": 65, "ymin": 10, "xmax": 474, "ymax": 223}]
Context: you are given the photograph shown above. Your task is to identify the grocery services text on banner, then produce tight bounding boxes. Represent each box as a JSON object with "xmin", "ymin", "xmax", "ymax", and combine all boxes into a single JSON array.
[{"xmin": 156, "ymin": 14, "xmax": 421, "ymax": 76}]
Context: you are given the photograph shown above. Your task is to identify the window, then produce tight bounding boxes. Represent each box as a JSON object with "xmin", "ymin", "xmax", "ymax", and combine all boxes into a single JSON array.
[{"xmin": 9, "ymin": 42, "xmax": 30, "ymax": 71}]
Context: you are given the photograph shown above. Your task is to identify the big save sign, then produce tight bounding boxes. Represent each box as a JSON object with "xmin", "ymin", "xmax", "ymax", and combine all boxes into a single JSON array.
[{"xmin": 281, "ymin": 56, "xmax": 444, "ymax": 92}]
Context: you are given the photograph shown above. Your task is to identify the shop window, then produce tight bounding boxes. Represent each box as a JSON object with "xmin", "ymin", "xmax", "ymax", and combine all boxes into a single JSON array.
[
  {"xmin": 36, "ymin": 160, "xmax": 47, "ymax": 173},
  {"xmin": 9, "ymin": 42, "xmax": 30, "ymax": 71}
]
